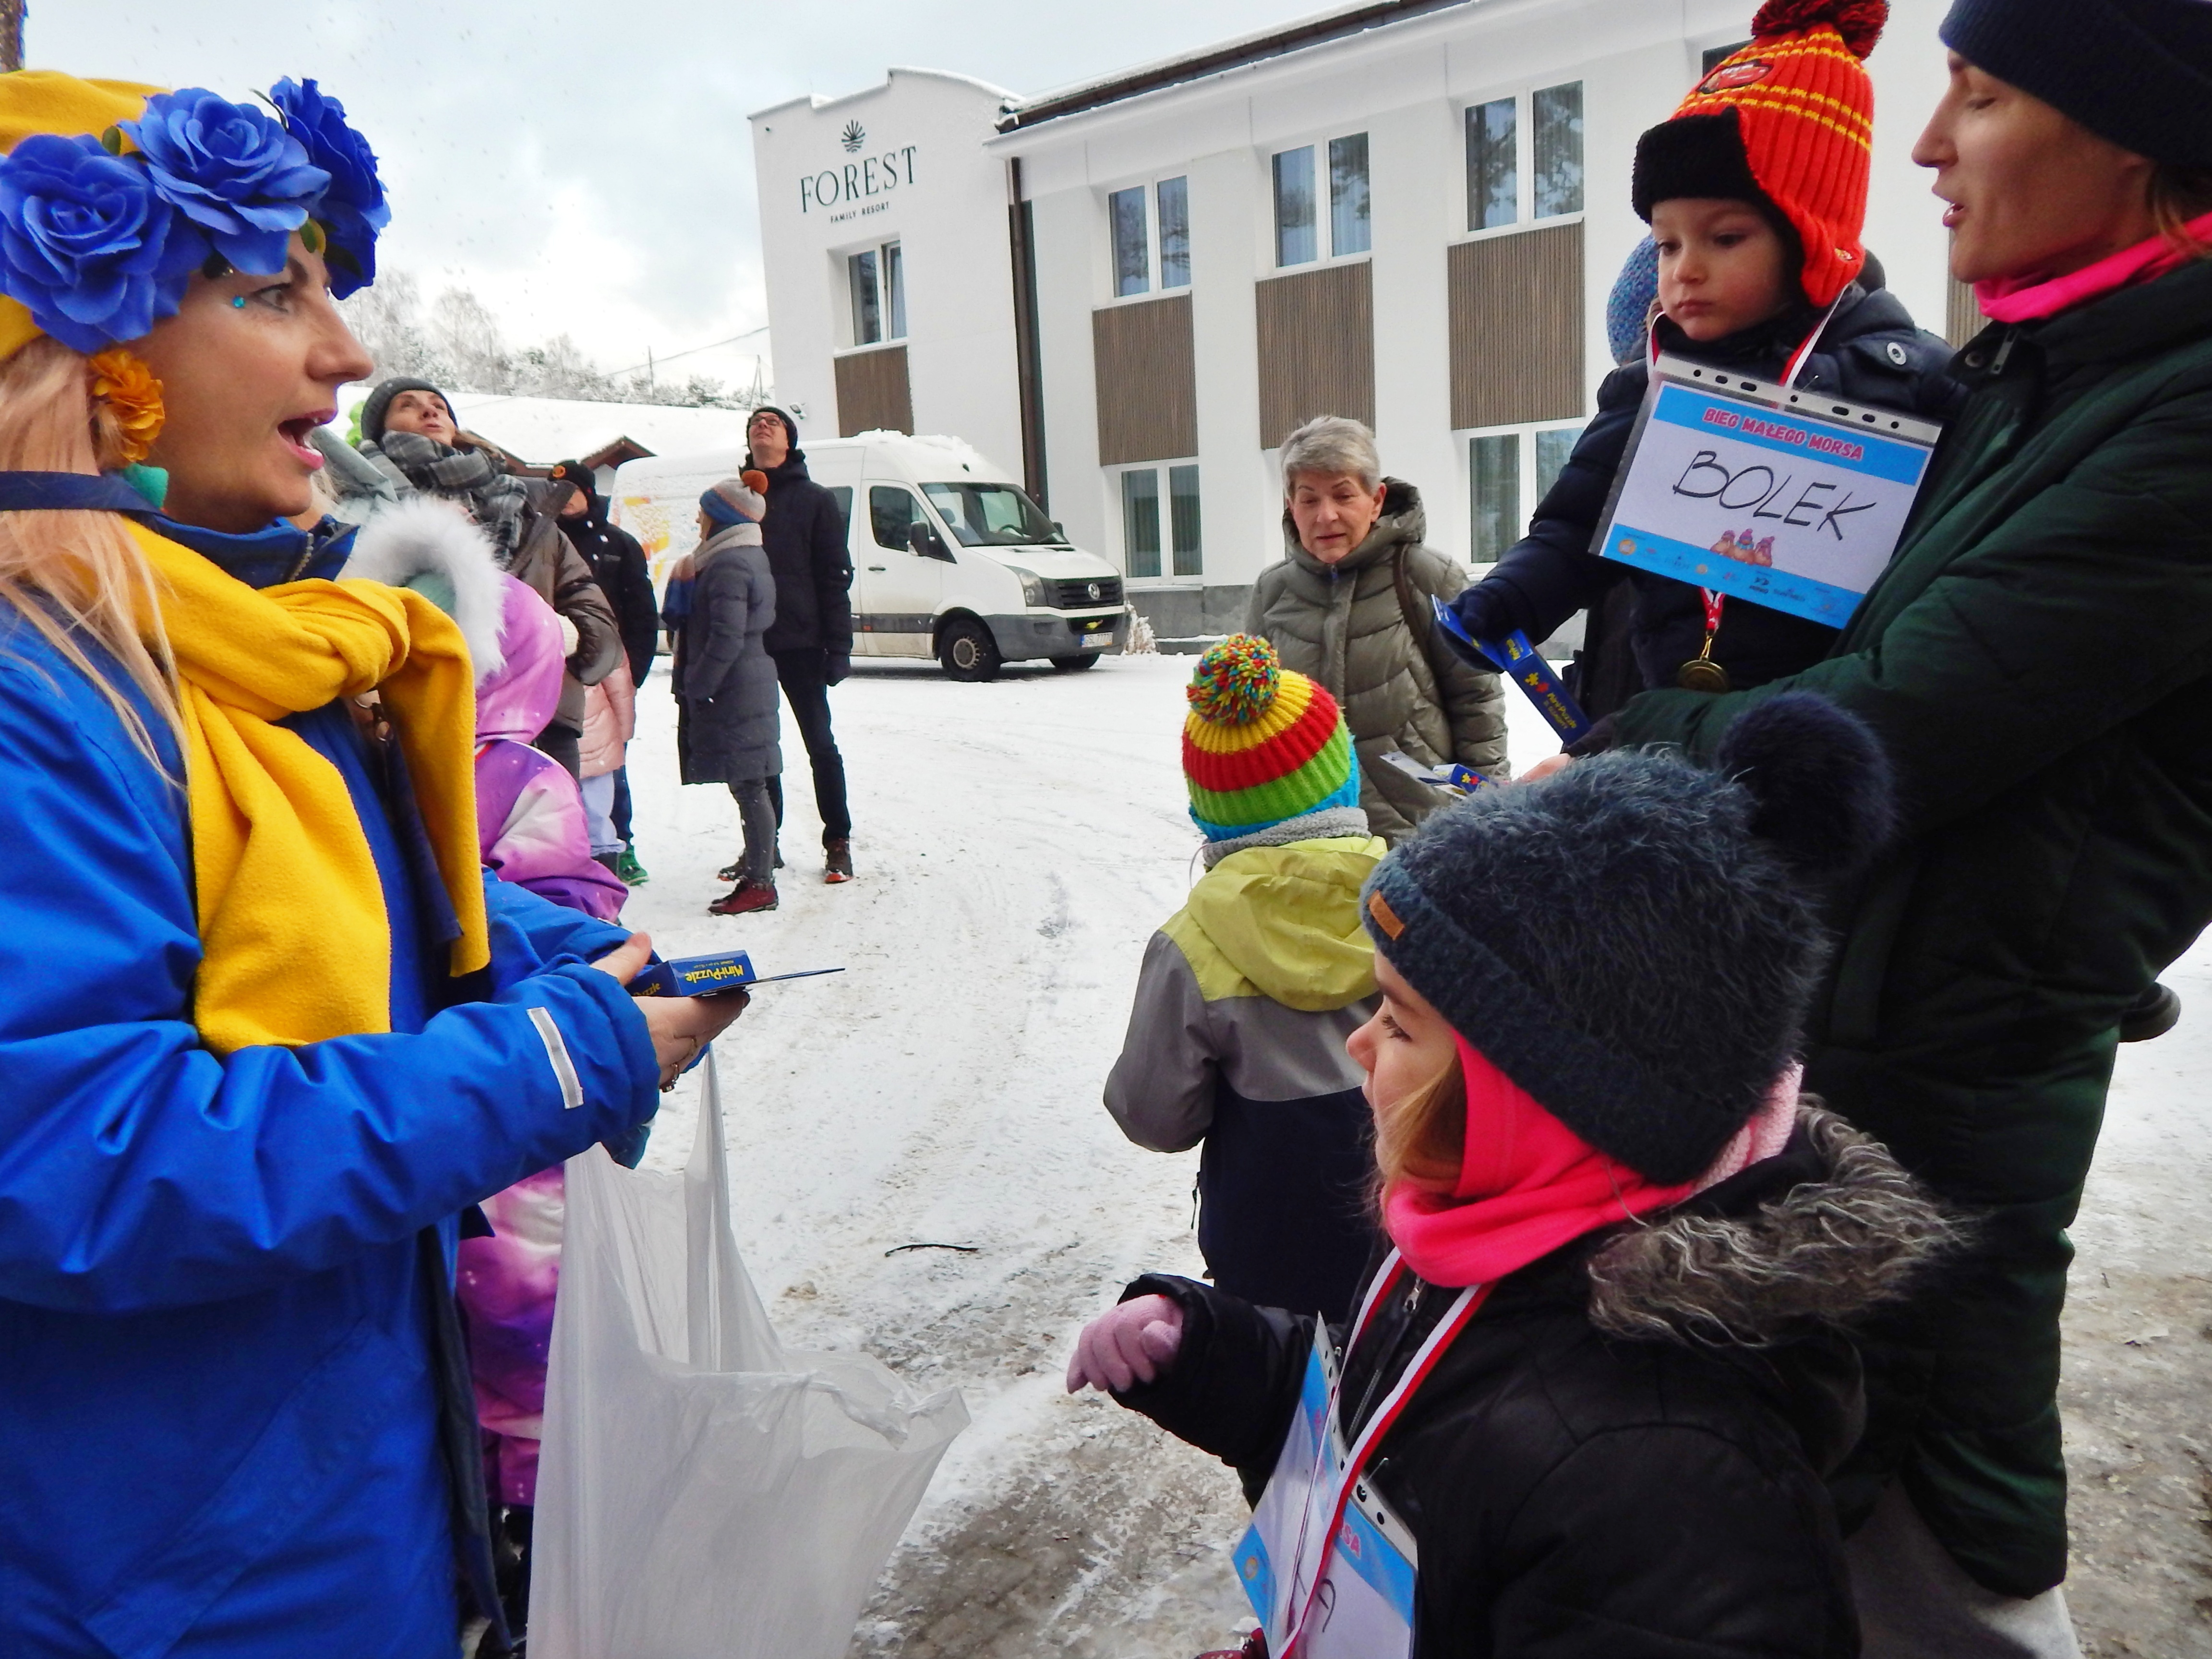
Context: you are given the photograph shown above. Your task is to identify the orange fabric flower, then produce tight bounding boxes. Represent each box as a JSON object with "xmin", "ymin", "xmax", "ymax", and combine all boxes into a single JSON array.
[{"xmin": 88, "ymin": 347, "xmax": 164, "ymax": 465}]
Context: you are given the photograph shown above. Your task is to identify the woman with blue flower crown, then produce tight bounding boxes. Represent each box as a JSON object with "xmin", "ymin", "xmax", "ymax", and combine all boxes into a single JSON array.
[{"xmin": 0, "ymin": 71, "xmax": 744, "ymax": 1656}]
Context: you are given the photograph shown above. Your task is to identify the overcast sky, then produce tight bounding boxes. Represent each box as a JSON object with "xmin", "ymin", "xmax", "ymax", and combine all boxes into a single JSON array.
[{"xmin": 37, "ymin": 1, "xmax": 1324, "ymax": 392}]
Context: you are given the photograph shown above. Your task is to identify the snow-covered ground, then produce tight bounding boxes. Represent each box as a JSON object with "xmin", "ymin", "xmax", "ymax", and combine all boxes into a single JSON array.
[{"xmin": 613, "ymin": 650, "xmax": 2212, "ymax": 1657}]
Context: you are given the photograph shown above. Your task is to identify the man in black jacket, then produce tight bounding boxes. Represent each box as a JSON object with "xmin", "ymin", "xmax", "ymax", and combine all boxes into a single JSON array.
[
  {"xmin": 743, "ymin": 406, "xmax": 856, "ymax": 883},
  {"xmin": 552, "ymin": 459, "xmax": 660, "ymax": 886}
]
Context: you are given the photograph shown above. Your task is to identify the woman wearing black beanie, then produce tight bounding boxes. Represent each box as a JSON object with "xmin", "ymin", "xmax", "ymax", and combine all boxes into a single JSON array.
[{"xmin": 1591, "ymin": 2, "xmax": 2212, "ymax": 1654}]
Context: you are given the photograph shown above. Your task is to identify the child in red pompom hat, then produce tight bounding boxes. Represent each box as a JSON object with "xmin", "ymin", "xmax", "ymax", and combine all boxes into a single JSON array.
[{"xmin": 1450, "ymin": 0, "xmax": 1963, "ymax": 714}]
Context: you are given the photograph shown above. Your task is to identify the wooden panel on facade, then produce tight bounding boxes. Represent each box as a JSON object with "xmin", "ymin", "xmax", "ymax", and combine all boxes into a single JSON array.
[
  {"xmin": 1092, "ymin": 294, "xmax": 1197, "ymax": 466},
  {"xmin": 1254, "ymin": 262, "xmax": 1375, "ymax": 449},
  {"xmin": 835, "ymin": 344, "xmax": 913, "ymax": 437},
  {"xmin": 1448, "ymin": 222, "xmax": 1585, "ymax": 431}
]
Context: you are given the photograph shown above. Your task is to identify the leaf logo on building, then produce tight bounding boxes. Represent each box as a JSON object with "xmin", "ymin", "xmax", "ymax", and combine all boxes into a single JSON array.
[{"xmin": 841, "ymin": 120, "xmax": 867, "ymax": 154}]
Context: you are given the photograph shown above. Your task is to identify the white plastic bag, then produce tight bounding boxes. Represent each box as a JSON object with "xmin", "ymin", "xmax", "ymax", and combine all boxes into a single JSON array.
[{"xmin": 530, "ymin": 1054, "xmax": 968, "ymax": 1659}]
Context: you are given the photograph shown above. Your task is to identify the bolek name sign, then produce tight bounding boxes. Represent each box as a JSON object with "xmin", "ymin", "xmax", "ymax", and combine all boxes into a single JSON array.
[{"xmin": 1592, "ymin": 356, "xmax": 1942, "ymax": 627}]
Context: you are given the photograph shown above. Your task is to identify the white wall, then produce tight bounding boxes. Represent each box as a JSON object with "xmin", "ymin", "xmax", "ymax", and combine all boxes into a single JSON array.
[{"xmin": 751, "ymin": 70, "xmax": 1025, "ymax": 475}]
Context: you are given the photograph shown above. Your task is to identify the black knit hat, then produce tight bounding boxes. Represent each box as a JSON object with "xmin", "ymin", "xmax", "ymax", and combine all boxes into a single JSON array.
[
  {"xmin": 745, "ymin": 404, "xmax": 799, "ymax": 459},
  {"xmin": 360, "ymin": 376, "xmax": 451, "ymax": 445},
  {"xmin": 1361, "ymin": 694, "xmax": 1894, "ymax": 1184},
  {"xmin": 1942, "ymin": 0, "xmax": 2212, "ymax": 168},
  {"xmin": 549, "ymin": 458, "xmax": 596, "ymax": 510}
]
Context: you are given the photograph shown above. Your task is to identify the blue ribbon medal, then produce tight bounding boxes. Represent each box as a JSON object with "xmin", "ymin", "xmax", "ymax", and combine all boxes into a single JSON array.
[{"xmin": 1429, "ymin": 596, "xmax": 1591, "ymax": 744}]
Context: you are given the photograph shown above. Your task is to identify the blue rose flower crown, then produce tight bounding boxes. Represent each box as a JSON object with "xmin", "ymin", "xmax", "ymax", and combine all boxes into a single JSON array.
[{"xmin": 0, "ymin": 78, "xmax": 388, "ymax": 357}]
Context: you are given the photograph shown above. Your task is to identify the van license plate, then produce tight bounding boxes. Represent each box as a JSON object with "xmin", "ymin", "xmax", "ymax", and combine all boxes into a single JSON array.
[{"xmin": 1081, "ymin": 632, "xmax": 1110, "ymax": 649}]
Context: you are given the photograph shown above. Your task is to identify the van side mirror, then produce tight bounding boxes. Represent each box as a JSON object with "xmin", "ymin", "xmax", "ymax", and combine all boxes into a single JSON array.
[
  {"xmin": 1051, "ymin": 521, "xmax": 1066, "ymax": 540},
  {"xmin": 907, "ymin": 521, "xmax": 952, "ymax": 562}
]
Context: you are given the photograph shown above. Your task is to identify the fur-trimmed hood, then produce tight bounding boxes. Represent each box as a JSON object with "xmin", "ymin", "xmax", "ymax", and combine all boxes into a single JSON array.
[
  {"xmin": 1586, "ymin": 1105, "xmax": 1960, "ymax": 1348},
  {"xmin": 339, "ymin": 497, "xmax": 508, "ymax": 681}
]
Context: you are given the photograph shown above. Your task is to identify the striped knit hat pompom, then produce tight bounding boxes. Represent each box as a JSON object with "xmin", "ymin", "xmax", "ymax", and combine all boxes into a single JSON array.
[
  {"xmin": 1188, "ymin": 634, "xmax": 1282, "ymax": 727},
  {"xmin": 1751, "ymin": 0, "xmax": 1886, "ymax": 57}
]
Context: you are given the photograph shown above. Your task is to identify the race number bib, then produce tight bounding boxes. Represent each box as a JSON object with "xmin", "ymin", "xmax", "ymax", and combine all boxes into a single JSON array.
[{"xmin": 1594, "ymin": 355, "xmax": 1942, "ymax": 628}]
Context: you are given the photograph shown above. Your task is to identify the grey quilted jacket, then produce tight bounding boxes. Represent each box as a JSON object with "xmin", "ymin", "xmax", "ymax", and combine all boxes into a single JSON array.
[{"xmin": 673, "ymin": 526, "xmax": 781, "ymax": 785}]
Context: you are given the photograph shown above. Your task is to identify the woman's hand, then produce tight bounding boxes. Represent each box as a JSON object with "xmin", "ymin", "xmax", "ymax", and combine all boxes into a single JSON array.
[
  {"xmin": 591, "ymin": 933, "xmax": 749, "ymax": 1089},
  {"xmin": 1519, "ymin": 754, "xmax": 1575, "ymax": 785},
  {"xmin": 1066, "ymin": 1294, "xmax": 1185, "ymax": 1394}
]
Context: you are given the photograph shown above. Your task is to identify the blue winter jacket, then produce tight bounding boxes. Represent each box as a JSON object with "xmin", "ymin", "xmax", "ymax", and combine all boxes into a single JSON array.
[{"xmin": 0, "ymin": 515, "xmax": 659, "ymax": 1658}]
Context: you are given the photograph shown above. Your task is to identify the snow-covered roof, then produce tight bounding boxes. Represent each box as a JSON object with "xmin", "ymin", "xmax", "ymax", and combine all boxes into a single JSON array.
[{"xmin": 331, "ymin": 386, "xmax": 757, "ymax": 469}]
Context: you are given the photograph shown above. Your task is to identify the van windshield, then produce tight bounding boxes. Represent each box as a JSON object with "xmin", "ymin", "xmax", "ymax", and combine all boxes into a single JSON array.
[{"xmin": 922, "ymin": 482, "xmax": 1058, "ymax": 547}]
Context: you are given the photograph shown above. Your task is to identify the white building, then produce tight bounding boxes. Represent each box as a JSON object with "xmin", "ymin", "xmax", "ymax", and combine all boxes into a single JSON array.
[{"xmin": 752, "ymin": 0, "xmax": 1960, "ymax": 644}]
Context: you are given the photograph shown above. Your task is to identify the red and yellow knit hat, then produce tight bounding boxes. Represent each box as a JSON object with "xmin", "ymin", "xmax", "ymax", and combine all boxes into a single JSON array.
[
  {"xmin": 1631, "ymin": 0, "xmax": 1887, "ymax": 309},
  {"xmin": 1183, "ymin": 635, "xmax": 1360, "ymax": 842}
]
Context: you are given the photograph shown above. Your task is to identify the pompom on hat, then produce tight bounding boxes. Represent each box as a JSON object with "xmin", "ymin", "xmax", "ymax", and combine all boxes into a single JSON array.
[
  {"xmin": 1632, "ymin": 0, "xmax": 1889, "ymax": 310},
  {"xmin": 1183, "ymin": 634, "xmax": 1360, "ymax": 841},
  {"xmin": 0, "ymin": 69, "xmax": 388, "ymax": 363},
  {"xmin": 1361, "ymin": 692, "xmax": 1895, "ymax": 1184}
]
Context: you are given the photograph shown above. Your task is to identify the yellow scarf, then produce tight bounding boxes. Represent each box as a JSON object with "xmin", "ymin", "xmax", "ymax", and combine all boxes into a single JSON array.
[{"xmin": 130, "ymin": 522, "xmax": 490, "ymax": 1055}]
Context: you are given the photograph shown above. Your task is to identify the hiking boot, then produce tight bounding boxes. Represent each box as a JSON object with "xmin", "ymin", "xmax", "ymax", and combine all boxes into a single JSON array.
[
  {"xmin": 1194, "ymin": 1634, "xmax": 1267, "ymax": 1659},
  {"xmin": 615, "ymin": 845, "xmax": 649, "ymax": 886},
  {"xmin": 707, "ymin": 879, "xmax": 778, "ymax": 916},
  {"xmin": 824, "ymin": 838, "xmax": 854, "ymax": 884},
  {"xmin": 721, "ymin": 848, "xmax": 784, "ymax": 881},
  {"xmin": 2120, "ymin": 981, "xmax": 2182, "ymax": 1042}
]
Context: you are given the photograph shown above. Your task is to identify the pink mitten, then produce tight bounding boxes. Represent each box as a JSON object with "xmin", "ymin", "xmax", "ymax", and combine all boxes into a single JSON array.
[{"xmin": 1066, "ymin": 1293, "xmax": 1185, "ymax": 1394}]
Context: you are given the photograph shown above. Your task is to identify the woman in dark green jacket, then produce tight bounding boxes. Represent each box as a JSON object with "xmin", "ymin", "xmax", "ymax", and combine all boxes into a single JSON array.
[{"xmin": 1577, "ymin": 0, "xmax": 2212, "ymax": 1648}]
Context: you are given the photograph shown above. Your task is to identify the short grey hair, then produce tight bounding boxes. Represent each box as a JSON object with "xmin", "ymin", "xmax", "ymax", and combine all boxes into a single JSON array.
[{"xmin": 1280, "ymin": 415, "xmax": 1382, "ymax": 495}]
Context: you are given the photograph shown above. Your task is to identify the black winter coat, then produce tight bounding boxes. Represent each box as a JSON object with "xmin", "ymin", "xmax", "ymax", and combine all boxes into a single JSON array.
[
  {"xmin": 1455, "ymin": 285, "xmax": 1963, "ymax": 695},
  {"xmin": 1118, "ymin": 1113, "xmax": 1950, "ymax": 1659},
  {"xmin": 748, "ymin": 449, "xmax": 854, "ymax": 656},
  {"xmin": 559, "ymin": 487, "xmax": 659, "ymax": 684}
]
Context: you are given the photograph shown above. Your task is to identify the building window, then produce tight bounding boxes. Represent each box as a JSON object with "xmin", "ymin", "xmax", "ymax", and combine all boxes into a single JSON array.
[
  {"xmin": 1118, "ymin": 462, "xmax": 1202, "ymax": 578},
  {"xmin": 1168, "ymin": 464, "xmax": 1203, "ymax": 576},
  {"xmin": 1535, "ymin": 427, "xmax": 1581, "ymax": 499},
  {"xmin": 1329, "ymin": 133, "xmax": 1370, "ymax": 256},
  {"xmin": 1469, "ymin": 433, "xmax": 1520, "ymax": 565},
  {"xmin": 1532, "ymin": 83, "xmax": 1585, "ymax": 219},
  {"xmin": 1468, "ymin": 421, "xmax": 1587, "ymax": 565},
  {"xmin": 1275, "ymin": 137, "xmax": 1369, "ymax": 265},
  {"xmin": 1465, "ymin": 83, "xmax": 1582, "ymax": 232},
  {"xmin": 1273, "ymin": 147, "xmax": 1317, "ymax": 267},
  {"xmin": 1466, "ymin": 98, "xmax": 1516, "ymax": 231},
  {"xmin": 1110, "ymin": 186, "xmax": 1150, "ymax": 298},
  {"xmin": 1121, "ymin": 468, "xmax": 1162, "ymax": 578},
  {"xmin": 847, "ymin": 240, "xmax": 905, "ymax": 345},
  {"xmin": 1157, "ymin": 176, "xmax": 1190, "ymax": 289},
  {"xmin": 1109, "ymin": 175, "xmax": 1191, "ymax": 297}
]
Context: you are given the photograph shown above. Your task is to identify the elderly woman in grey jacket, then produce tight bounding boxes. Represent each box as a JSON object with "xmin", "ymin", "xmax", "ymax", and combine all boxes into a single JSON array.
[
  {"xmin": 672, "ymin": 475, "xmax": 784, "ymax": 916},
  {"xmin": 1246, "ymin": 416, "xmax": 1510, "ymax": 840}
]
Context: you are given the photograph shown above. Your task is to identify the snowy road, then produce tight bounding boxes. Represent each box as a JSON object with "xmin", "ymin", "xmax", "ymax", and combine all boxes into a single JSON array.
[{"xmin": 614, "ymin": 650, "xmax": 2212, "ymax": 1657}]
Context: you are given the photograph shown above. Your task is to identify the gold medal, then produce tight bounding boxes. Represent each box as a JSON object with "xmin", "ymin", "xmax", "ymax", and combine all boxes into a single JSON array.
[
  {"xmin": 1677, "ymin": 588, "xmax": 1731, "ymax": 692},
  {"xmin": 1676, "ymin": 656, "xmax": 1733, "ymax": 693}
]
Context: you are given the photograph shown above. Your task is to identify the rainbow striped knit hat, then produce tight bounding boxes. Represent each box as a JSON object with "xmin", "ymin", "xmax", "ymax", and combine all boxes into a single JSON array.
[{"xmin": 1184, "ymin": 636, "xmax": 1360, "ymax": 841}]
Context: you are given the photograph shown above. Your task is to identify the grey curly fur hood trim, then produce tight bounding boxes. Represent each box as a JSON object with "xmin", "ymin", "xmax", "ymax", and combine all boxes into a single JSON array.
[{"xmin": 1586, "ymin": 1106, "xmax": 1960, "ymax": 1347}]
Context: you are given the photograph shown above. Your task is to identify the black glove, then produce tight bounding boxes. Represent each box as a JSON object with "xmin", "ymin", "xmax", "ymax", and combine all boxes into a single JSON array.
[
  {"xmin": 1448, "ymin": 580, "xmax": 1506, "ymax": 648},
  {"xmin": 824, "ymin": 653, "xmax": 851, "ymax": 686}
]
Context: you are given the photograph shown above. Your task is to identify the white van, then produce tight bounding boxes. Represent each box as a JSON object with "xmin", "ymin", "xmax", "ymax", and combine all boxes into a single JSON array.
[{"xmin": 612, "ymin": 431, "xmax": 1130, "ymax": 680}]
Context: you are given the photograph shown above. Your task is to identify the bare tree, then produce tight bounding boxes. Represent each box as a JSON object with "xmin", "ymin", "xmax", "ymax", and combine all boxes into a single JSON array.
[{"xmin": 339, "ymin": 270, "xmax": 768, "ymax": 409}]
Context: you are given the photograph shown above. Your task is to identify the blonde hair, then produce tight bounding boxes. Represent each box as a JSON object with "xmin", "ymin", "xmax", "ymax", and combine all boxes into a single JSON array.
[
  {"xmin": 2150, "ymin": 163, "xmax": 2212, "ymax": 259},
  {"xmin": 0, "ymin": 337, "xmax": 179, "ymax": 757},
  {"xmin": 1371, "ymin": 1048, "xmax": 1467, "ymax": 1194}
]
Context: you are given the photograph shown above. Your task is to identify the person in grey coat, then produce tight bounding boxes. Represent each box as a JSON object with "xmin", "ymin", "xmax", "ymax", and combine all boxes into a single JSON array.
[
  {"xmin": 672, "ymin": 475, "xmax": 784, "ymax": 916},
  {"xmin": 1246, "ymin": 416, "xmax": 1510, "ymax": 841}
]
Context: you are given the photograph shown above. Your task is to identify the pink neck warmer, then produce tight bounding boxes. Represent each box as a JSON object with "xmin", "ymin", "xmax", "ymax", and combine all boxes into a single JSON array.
[
  {"xmin": 1382, "ymin": 1036, "xmax": 1801, "ymax": 1290},
  {"xmin": 1975, "ymin": 211, "xmax": 2212, "ymax": 325}
]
